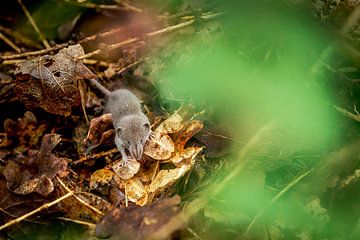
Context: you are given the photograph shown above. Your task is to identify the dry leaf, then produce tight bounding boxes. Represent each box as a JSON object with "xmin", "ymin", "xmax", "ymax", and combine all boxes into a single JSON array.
[
  {"xmin": 2, "ymin": 133, "xmax": 68, "ymax": 196},
  {"xmin": 12, "ymin": 44, "xmax": 96, "ymax": 116},
  {"xmin": 174, "ymin": 120, "xmax": 203, "ymax": 149},
  {"xmin": 90, "ymin": 169, "xmax": 115, "ymax": 190},
  {"xmin": 4, "ymin": 111, "xmax": 46, "ymax": 149},
  {"xmin": 156, "ymin": 112, "xmax": 184, "ymax": 134},
  {"xmin": 125, "ymin": 179, "xmax": 148, "ymax": 206},
  {"xmin": 85, "ymin": 113, "xmax": 113, "ymax": 147},
  {"xmin": 171, "ymin": 146, "xmax": 202, "ymax": 166},
  {"xmin": 112, "ymin": 158, "xmax": 140, "ymax": 180},
  {"xmin": 148, "ymin": 145, "xmax": 203, "ymax": 197},
  {"xmin": 144, "ymin": 132, "xmax": 175, "ymax": 160},
  {"xmin": 148, "ymin": 161, "xmax": 193, "ymax": 197}
]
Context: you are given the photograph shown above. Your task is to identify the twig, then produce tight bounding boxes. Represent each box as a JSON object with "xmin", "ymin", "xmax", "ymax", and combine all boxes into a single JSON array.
[
  {"xmin": 73, "ymin": 148, "xmax": 118, "ymax": 165},
  {"xmin": 118, "ymin": 59, "xmax": 142, "ymax": 75},
  {"xmin": 1, "ymin": 26, "xmax": 124, "ymax": 60},
  {"xmin": 56, "ymin": 217, "xmax": 96, "ymax": 229},
  {"xmin": 17, "ymin": 0, "xmax": 51, "ymax": 49},
  {"xmin": 0, "ymin": 24, "xmax": 42, "ymax": 49},
  {"xmin": 1, "ymin": 59, "xmax": 25, "ymax": 65},
  {"xmin": 64, "ymin": 0, "xmax": 142, "ymax": 12},
  {"xmin": 2, "ymin": 11, "xmax": 223, "ymax": 63},
  {"xmin": 1, "ymin": 42, "xmax": 69, "ymax": 61},
  {"xmin": 0, "ymin": 32, "xmax": 21, "ymax": 53},
  {"xmin": 77, "ymin": 12, "xmax": 223, "ymax": 60},
  {"xmin": 334, "ymin": 105, "xmax": 360, "ymax": 122},
  {"xmin": 56, "ymin": 176, "xmax": 104, "ymax": 216},
  {"xmin": 120, "ymin": 1, "xmax": 143, "ymax": 13},
  {"xmin": 245, "ymin": 170, "xmax": 311, "ymax": 234},
  {"xmin": 78, "ymin": 37, "xmax": 139, "ymax": 60},
  {"xmin": 0, "ymin": 192, "xmax": 74, "ymax": 231},
  {"xmin": 82, "ymin": 59, "xmax": 110, "ymax": 67},
  {"xmin": 63, "ymin": 0, "xmax": 121, "ymax": 10}
]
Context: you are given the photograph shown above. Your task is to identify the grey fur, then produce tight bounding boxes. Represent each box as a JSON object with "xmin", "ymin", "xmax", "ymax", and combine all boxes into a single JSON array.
[{"xmin": 90, "ymin": 79, "xmax": 150, "ymax": 163}]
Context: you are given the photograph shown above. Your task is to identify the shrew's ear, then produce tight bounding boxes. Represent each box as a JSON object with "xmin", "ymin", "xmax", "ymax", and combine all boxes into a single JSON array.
[
  {"xmin": 116, "ymin": 127, "xmax": 123, "ymax": 135},
  {"xmin": 143, "ymin": 122, "xmax": 150, "ymax": 130}
]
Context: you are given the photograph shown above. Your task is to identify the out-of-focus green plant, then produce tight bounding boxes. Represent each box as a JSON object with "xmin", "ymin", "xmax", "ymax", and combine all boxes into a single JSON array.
[{"xmin": 152, "ymin": 1, "xmax": 349, "ymax": 238}]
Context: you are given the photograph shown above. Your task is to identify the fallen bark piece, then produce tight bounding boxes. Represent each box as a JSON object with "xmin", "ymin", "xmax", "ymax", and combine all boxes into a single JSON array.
[{"xmin": 95, "ymin": 195, "xmax": 181, "ymax": 240}]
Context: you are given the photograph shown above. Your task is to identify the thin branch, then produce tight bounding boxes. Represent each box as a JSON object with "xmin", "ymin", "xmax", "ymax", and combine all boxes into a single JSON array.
[
  {"xmin": 0, "ymin": 24, "xmax": 42, "ymax": 49},
  {"xmin": 0, "ymin": 32, "xmax": 21, "ymax": 53},
  {"xmin": 2, "ymin": 11, "xmax": 223, "ymax": 63},
  {"xmin": 0, "ymin": 192, "xmax": 74, "ymax": 231},
  {"xmin": 64, "ymin": 0, "xmax": 142, "ymax": 12},
  {"xmin": 120, "ymin": 1, "xmax": 143, "ymax": 13},
  {"xmin": 56, "ymin": 176, "xmax": 104, "ymax": 216},
  {"xmin": 1, "ymin": 42, "xmax": 69, "ymax": 61},
  {"xmin": 77, "ymin": 12, "xmax": 223, "ymax": 60},
  {"xmin": 56, "ymin": 217, "xmax": 96, "ymax": 229},
  {"xmin": 73, "ymin": 148, "xmax": 118, "ymax": 165},
  {"xmin": 17, "ymin": 0, "xmax": 51, "ymax": 49},
  {"xmin": 63, "ymin": 1, "xmax": 121, "ymax": 10},
  {"xmin": 334, "ymin": 105, "xmax": 360, "ymax": 122},
  {"xmin": 77, "ymin": 37, "xmax": 139, "ymax": 60}
]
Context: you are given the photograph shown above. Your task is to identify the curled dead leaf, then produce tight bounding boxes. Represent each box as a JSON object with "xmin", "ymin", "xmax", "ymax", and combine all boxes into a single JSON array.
[
  {"xmin": 149, "ymin": 165, "xmax": 191, "ymax": 197},
  {"xmin": 4, "ymin": 111, "xmax": 46, "ymax": 149},
  {"xmin": 125, "ymin": 179, "xmax": 148, "ymax": 206},
  {"xmin": 90, "ymin": 169, "xmax": 115, "ymax": 190},
  {"xmin": 13, "ymin": 175, "xmax": 54, "ymax": 196},
  {"xmin": 144, "ymin": 132, "xmax": 175, "ymax": 160},
  {"xmin": 111, "ymin": 158, "xmax": 140, "ymax": 180},
  {"xmin": 85, "ymin": 113, "xmax": 113, "ymax": 147},
  {"xmin": 155, "ymin": 112, "xmax": 184, "ymax": 134},
  {"xmin": 2, "ymin": 133, "xmax": 68, "ymax": 196},
  {"xmin": 171, "ymin": 146, "xmax": 203, "ymax": 166},
  {"xmin": 174, "ymin": 120, "xmax": 203, "ymax": 149}
]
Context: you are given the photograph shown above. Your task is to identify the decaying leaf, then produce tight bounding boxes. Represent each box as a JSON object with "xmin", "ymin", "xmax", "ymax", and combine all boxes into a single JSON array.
[
  {"xmin": 143, "ymin": 132, "xmax": 175, "ymax": 160},
  {"xmin": 155, "ymin": 112, "xmax": 184, "ymax": 134},
  {"xmin": 170, "ymin": 146, "xmax": 202, "ymax": 166},
  {"xmin": 3, "ymin": 111, "xmax": 46, "ymax": 149},
  {"xmin": 111, "ymin": 158, "xmax": 140, "ymax": 180},
  {"xmin": 90, "ymin": 169, "xmax": 115, "ymax": 190},
  {"xmin": 12, "ymin": 44, "xmax": 96, "ymax": 116},
  {"xmin": 148, "ymin": 147, "xmax": 203, "ymax": 197},
  {"xmin": 2, "ymin": 133, "xmax": 68, "ymax": 196},
  {"xmin": 125, "ymin": 179, "xmax": 148, "ymax": 206},
  {"xmin": 0, "ymin": 180, "xmax": 46, "ymax": 220},
  {"xmin": 85, "ymin": 113, "xmax": 114, "ymax": 151},
  {"xmin": 173, "ymin": 120, "xmax": 203, "ymax": 150},
  {"xmin": 95, "ymin": 195, "xmax": 181, "ymax": 240}
]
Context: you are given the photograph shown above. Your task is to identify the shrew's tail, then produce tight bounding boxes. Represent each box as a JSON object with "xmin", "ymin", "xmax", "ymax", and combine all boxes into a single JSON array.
[{"xmin": 90, "ymin": 78, "xmax": 111, "ymax": 96}]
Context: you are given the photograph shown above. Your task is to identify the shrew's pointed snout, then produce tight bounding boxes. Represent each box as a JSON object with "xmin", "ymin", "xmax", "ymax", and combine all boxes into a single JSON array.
[{"xmin": 131, "ymin": 143, "xmax": 143, "ymax": 160}]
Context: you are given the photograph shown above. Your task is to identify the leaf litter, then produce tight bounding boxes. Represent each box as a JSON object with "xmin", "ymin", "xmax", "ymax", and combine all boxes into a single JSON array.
[{"xmin": 2, "ymin": 1, "xmax": 359, "ymax": 239}]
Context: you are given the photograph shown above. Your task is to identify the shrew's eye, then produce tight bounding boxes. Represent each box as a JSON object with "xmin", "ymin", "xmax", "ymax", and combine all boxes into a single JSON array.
[{"xmin": 127, "ymin": 141, "xmax": 130, "ymax": 145}]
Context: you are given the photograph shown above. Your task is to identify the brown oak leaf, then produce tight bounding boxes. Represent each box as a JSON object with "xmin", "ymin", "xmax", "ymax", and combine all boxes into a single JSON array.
[{"xmin": 12, "ymin": 44, "xmax": 96, "ymax": 116}]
